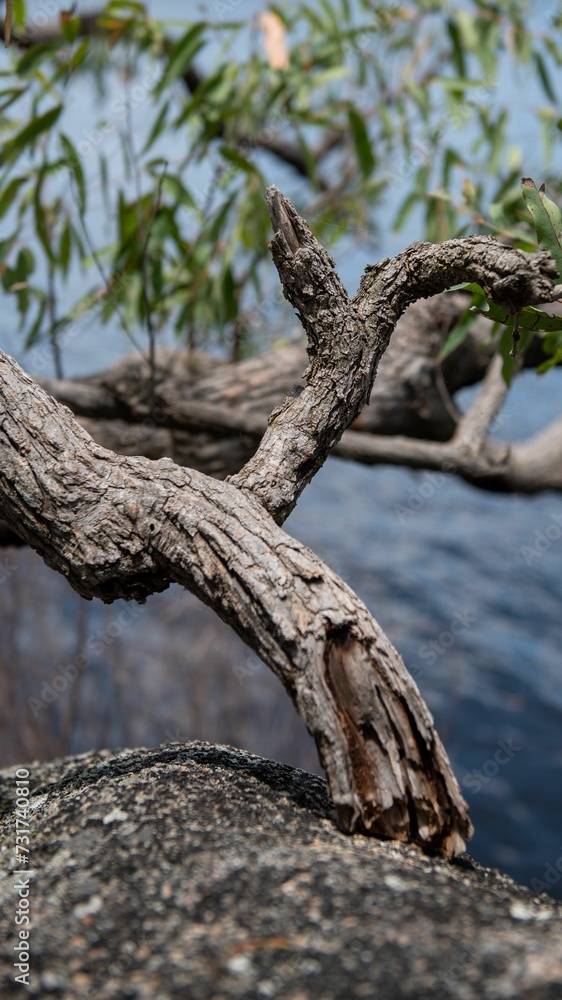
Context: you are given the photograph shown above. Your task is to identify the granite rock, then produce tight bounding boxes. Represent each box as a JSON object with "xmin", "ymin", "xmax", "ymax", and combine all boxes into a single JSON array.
[{"xmin": 1, "ymin": 742, "xmax": 561, "ymax": 999}]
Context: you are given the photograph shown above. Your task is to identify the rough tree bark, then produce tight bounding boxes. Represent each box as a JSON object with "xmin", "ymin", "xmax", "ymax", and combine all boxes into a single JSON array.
[{"xmin": 0, "ymin": 189, "xmax": 557, "ymax": 857}]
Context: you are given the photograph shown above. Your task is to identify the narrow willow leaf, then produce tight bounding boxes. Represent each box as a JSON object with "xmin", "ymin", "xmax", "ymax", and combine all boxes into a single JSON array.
[
  {"xmin": 439, "ymin": 308, "xmax": 478, "ymax": 360},
  {"xmin": 521, "ymin": 176, "xmax": 562, "ymax": 279},
  {"xmin": 348, "ymin": 107, "xmax": 375, "ymax": 177},
  {"xmin": 0, "ymin": 105, "xmax": 62, "ymax": 165},
  {"xmin": 0, "ymin": 174, "xmax": 27, "ymax": 219},
  {"xmin": 59, "ymin": 222, "xmax": 71, "ymax": 276},
  {"xmin": 24, "ymin": 298, "xmax": 47, "ymax": 349},
  {"xmin": 534, "ymin": 51, "xmax": 557, "ymax": 103},
  {"xmin": 220, "ymin": 146, "xmax": 262, "ymax": 177},
  {"xmin": 33, "ymin": 174, "xmax": 55, "ymax": 263},
  {"xmin": 16, "ymin": 44, "xmax": 59, "ymax": 75},
  {"xmin": 156, "ymin": 24, "xmax": 207, "ymax": 92},
  {"xmin": 60, "ymin": 134, "xmax": 86, "ymax": 215}
]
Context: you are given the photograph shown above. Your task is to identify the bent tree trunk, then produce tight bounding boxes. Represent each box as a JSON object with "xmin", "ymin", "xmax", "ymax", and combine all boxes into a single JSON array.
[{"xmin": 0, "ymin": 189, "xmax": 557, "ymax": 856}]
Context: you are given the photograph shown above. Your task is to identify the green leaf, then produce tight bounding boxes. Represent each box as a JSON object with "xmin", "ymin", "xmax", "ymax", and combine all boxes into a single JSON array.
[
  {"xmin": 150, "ymin": 256, "xmax": 163, "ymax": 300},
  {"xmin": 220, "ymin": 146, "xmax": 261, "ymax": 177},
  {"xmin": 156, "ymin": 23, "xmax": 207, "ymax": 92},
  {"xmin": 0, "ymin": 86, "xmax": 26, "ymax": 113},
  {"xmin": 10, "ymin": 247, "xmax": 35, "ymax": 323},
  {"xmin": 347, "ymin": 107, "xmax": 375, "ymax": 177},
  {"xmin": 0, "ymin": 174, "xmax": 27, "ymax": 219},
  {"xmin": 206, "ymin": 192, "xmax": 237, "ymax": 244},
  {"xmin": 473, "ymin": 301, "xmax": 562, "ymax": 334},
  {"xmin": 442, "ymin": 280, "xmax": 562, "ymax": 363},
  {"xmin": 70, "ymin": 38, "xmax": 91, "ymax": 72},
  {"xmin": 161, "ymin": 174, "xmax": 196, "ymax": 209},
  {"xmin": 118, "ymin": 192, "xmax": 140, "ymax": 245},
  {"xmin": 456, "ymin": 280, "xmax": 562, "ymax": 334},
  {"xmin": 442, "ymin": 147, "xmax": 465, "ymax": 188},
  {"xmin": 99, "ymin": 153, "xmax": 110, "ymax": 213},
  {"xmin": 0, "ymin": 105, "xmax": 62, "ymax": 165},
  {"xmin": 539, "ymin": 330, "xmax": 562, "ymax": 373},
  {"xmin": 439, "ymin": 308, "xmax": 478, "ymax": 360},
  {"xmin": 537, "ymin": 326, "xmax": 562, "ymax": 372},
  {"xmin": 521, "ymin": 176, "xmax": 562, "ymax": 279},
  {"xmin": 447, "ymin": 18, "xmax": 466, "ymax": 77},
  {"xmin": 16, "ymin": 44, "xmax": 58, "ymax": 76},
  {"xmin": 537, "ymin": 182, "xmax": 562, "ymax": 235},
  {"xmin": 105, "ymin": 1, "xmax": 147, "ymax": 13},
  {"xmin": 60, "ymin": 134, "xmax": 86, "ymax": 215},
  {"xmin": 33, "ymin": 169, "xmax": 55, "ymax": 263},
  {"xmin": 141, "ymin": 100, "xmax": 170, "ymax": 155},
  {"xmin": 15, "ymin": 246, "xmax": 34, "ymax": 278},
  {"xmin": 218, "ymin": 264, "xmax": 237, "ymax": 324},
  {"xmin": 433, "ymin": 76, "xmax": 485, "ymax": 91},
  {"xmin": 13, "ymin": 0, "xmax": 25, "ymax": 30},
  {"xmin": 537, "ymin": 349, "xmax": 562, "ymax": 374},
  {"xmin": 0, "ymin": 230, "xmax": 18, "ymax": 264},
  {"xmin": 61, "ymin": 14, "xmax": 81, "ymax": 44},
  {"xmin": 24, "ymin": 297, "xmax": 47, "ymax": 349},
  {"xmin": 477, "ymin": 302, "xmax": 562, "ymax": 333},
  {"xmin": 534, "ymin": 52, "xmax": 557, "ymax": 103},
  {"xmin": 59, "ymin": 222, "xmax": 71, "ymax": 276},
  {"xmin": 393, "ymin": 191, "xmax": 418, "ymax": 232}
]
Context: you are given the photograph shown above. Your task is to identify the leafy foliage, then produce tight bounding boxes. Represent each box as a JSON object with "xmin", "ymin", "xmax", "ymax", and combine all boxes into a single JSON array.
[
  {"xmin": 0, "ymin": 1, "xmax": 561, "ymax": 372},
  {"xmin": 441, "ymin": 179, "xmax": 562, "ymax": 379}
]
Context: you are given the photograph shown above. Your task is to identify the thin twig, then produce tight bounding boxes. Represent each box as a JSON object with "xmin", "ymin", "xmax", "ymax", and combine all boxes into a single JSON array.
[
  {"xmin": 47, "ymin": 253, "xmax": 63, "ymax": 379},
  {"xmin": 4, "ymin": 0, "xmax": 12, "ymax": 47},
  {"xmin": 453, "ymin": 352, "xmax": 511, "ymax": 456},
  {"xmin": 140, "ymin": 162, "xmax": 168, "ymax": 402},
  {"xmin": 433, "ymin": 363, "xmax": 462, "ymax": 426}
]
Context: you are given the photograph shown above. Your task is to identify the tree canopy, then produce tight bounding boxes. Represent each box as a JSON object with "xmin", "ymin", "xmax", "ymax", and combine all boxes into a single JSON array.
[{"xmin": 1, "ymin": 0, "xmax": 562, "ymax": 376}]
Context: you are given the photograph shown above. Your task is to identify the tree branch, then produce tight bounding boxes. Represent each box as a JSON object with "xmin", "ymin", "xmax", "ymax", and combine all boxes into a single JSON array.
[
  {"xmin": 3, "ymin": 291, "xmax": 556, "ymax": 561},
  {"xmin": 1, "ymin": 190, "xmax": 559, "ymax": 859},
  {"xmin": 452, "ymin": 353, "xmax": 511, "ymax": 457},
  {"xmin": 0, "ymin": 349, "xmax": 471, "ymax": 856},
  {"xmin": 230, "ymin": 188, "xmax": 558, "ymax": 522}
]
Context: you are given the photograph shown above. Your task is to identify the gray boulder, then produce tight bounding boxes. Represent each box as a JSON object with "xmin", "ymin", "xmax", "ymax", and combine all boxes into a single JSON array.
[{"xmin": 1, "ymin": 742, "xmax": 561, "ymax": 999}]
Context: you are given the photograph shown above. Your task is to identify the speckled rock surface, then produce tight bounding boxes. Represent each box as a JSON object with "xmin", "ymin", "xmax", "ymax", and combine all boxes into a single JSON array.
[{"xmin": 1, "ymin": 742, "xmax": 561, "ymax": 999}]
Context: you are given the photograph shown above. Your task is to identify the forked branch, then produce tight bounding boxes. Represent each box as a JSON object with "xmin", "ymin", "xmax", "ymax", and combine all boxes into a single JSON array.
[
  {"xmin": 1, "ymin": 190, "xmax": 558, "ymax": 857},
  {"xmin": 230, "ymin": 188, "xmax": 558, "ymax": 521}
]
